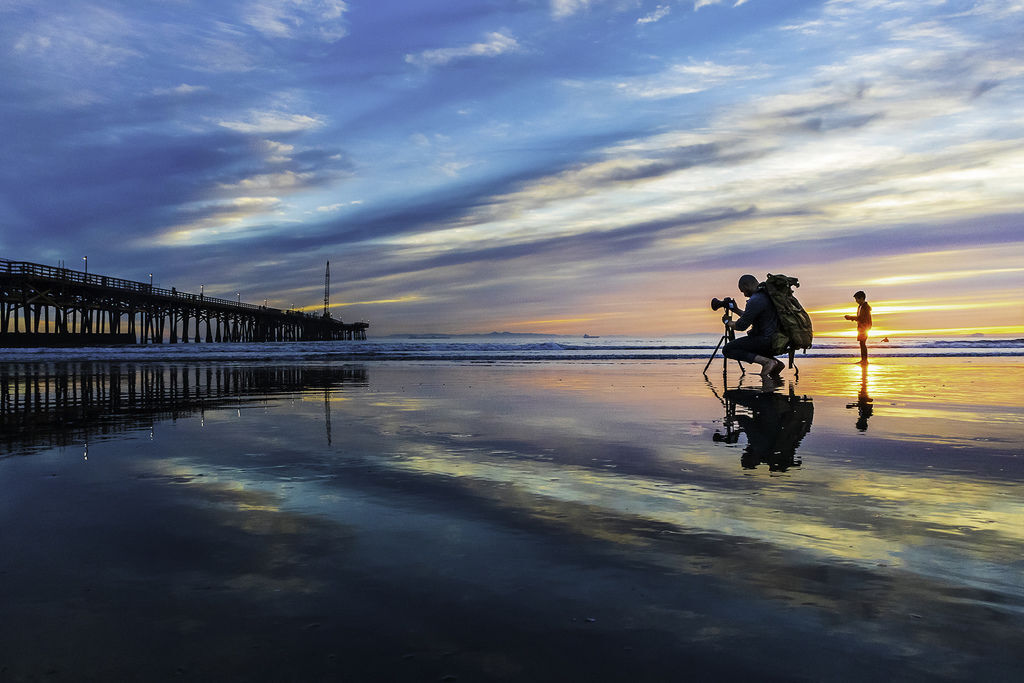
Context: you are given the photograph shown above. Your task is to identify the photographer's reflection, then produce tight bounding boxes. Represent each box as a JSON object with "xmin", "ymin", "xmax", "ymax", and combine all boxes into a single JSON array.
[
  {"xmin": 713, "ymin": 385, "xmax": 814, "ymax": 471},
  {"xmin": 846, "ymin": 364, "xmax": 873, "ymax": 431}
]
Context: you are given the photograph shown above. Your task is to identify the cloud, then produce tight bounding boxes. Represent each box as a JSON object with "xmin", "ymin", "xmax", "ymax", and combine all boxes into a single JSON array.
[
  {"xmin": 865, "ymin": 267, "xmax": 1024, "ymax": 286},
  {"xmin": 243, "ymin": 0, "xmax": 349, "ymax": 42},
  {"xmin": 11, "ymin": 6, "xmax": 142, "ymax": 68},
  {"xmin": 405, "ymin": 32, "xmax": 521, "ymax": 68},
  {"xmin": 695, "ymin": 0, "xmax": 753, "ymax": 8},
  {"xmin": 380, "ymin": 207, "xmax": 760, "ymax": 277},
  {"xmin": 559, "ymin": 0, "xmax": 748, "ymax": 21},
  {"xmin": 259, "ymin": 140, "xmax": 296, "ymax": 163},
  {"xmin": 152, "ymin": 83, "xmax": 209, "ymax": 97},
  {"xmin": 614, "ymin": 60, "xmax": 768, "ymax": 99},
  {"xmin": 345, "ymin": 3, "xmax": 1024, "ymax": 289},
  {"xmin": 551, "ymin": 0, "xmax": 594, "ymax": 19},
  {"xmin": 0, "ymin": 129, "xmax": 256, "ymax": 245},
  {"xmin": 316, "ymin": 201, "xmax": 361, "ymax": 213},
  {"xmin": 637, "ymin": 6, "xmax": 672, "ymax": 25},
  {"xmin": 218, "ymin": 111, "xmax": 325, "ymax": 134},
  {"xmin": 155, "ymin": 197, "xmax": 286, "ymax": 246},
  {"xmin": 780, "ymin": 19, "xmax": 827, "ymax": 35},
  {"xmin": 971, "ymin": 80, "xmax": 1000, "ymax": 98},
  {"xmin": 260, "ymin": 89, "xmax": 1016, "ymax": 279},
  {"xmin": 0, "ymin": 87, "xmax": 350, "ymax": 251},
  {"xmin": 181, "ymin": 34, "xmax": 261, "ymax": 74},
  {"xmin": 438, "ymin": 160, "xmax": 476, "ymax": 178},
  {"xmin": 218, "ymin": 171, "xmax": 316, "ymax": 196}
]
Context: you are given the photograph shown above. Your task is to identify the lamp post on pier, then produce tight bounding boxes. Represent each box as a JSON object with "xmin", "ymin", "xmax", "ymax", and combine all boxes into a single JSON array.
[{"xmin": 83, "ymin": 256, "xmax": 87, "ymax": 275}]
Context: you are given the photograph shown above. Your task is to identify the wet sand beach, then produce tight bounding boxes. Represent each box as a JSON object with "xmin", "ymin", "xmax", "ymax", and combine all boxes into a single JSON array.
[{"xmin": 1, "ymin": 357, "xmax": 1022, "ymax": 681}]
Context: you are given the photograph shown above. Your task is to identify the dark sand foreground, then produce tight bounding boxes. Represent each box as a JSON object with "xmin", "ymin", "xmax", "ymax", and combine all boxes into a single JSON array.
[{"xmin": 1, "ymin": 357, "xmax": 1022, "ymax": 681}]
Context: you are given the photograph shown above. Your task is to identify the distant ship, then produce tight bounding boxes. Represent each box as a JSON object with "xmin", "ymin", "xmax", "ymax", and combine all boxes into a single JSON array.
[{"xmin": 583, "ymin": 334, "xmax": 600, "ymax": 338}]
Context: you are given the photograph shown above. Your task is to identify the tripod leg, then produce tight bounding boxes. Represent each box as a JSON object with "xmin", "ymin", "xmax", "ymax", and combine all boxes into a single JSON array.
[
  {"xmin": 724, "ymin": 355, "xmax": 744, "ymax": 379},
  {"xmin": 703, "ymin": 335, "xmax": 728, "ymax": 374}
]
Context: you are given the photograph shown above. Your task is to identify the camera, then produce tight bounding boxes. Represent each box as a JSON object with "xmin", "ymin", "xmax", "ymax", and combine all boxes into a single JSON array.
[{"xmin": 710, "ymin": 297, "xmax": 736, "ymax": 312}]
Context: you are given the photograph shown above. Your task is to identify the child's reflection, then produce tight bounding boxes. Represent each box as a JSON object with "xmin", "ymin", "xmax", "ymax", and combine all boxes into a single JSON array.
[{"xmin": 845, "ymin": 365, "xmax": 874, "ymax": 431}]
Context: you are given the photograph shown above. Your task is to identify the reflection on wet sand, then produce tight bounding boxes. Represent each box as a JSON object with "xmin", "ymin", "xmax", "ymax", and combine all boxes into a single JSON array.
[
  {"xmin": 0, "ymin": 359, "xmax": 1022, "ymax": 681},
  {"xmin": 846, "ymin": 364, "xmax": 874, "ymax": 430},
  {"xmin": 711, "ymin": 384, "xmax": 813, "ymax": 471},
  {"xmin": 0, "ymin": 362, "xmax": 367, "ymax": 457}
]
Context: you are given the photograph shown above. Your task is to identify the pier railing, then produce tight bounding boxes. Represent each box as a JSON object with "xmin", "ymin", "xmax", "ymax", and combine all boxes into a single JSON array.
[
  {"xmin": 0, "ymin": 258, "xmax": 316, "ymax": 316},
  {"xmin": 0, "ymin": 258, "xmax": 368, "ymax": 345}
]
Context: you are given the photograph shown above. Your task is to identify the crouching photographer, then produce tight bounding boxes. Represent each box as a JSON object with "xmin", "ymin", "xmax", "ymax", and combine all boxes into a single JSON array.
[{"xmin": 721, "ymin": 274, "xmax": 785, "ymax": 378}]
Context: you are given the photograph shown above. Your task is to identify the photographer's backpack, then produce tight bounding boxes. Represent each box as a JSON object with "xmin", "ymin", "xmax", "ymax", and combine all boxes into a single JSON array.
[{"xmin": 763, "ymin": 274, "xmax": 814, "ymax": 362}]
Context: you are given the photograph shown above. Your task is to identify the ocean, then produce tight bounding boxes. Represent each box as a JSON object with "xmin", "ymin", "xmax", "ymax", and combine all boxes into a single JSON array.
[{"xmin": 1, "ymin": 333, "xmax": 1021, "ymax": 363}]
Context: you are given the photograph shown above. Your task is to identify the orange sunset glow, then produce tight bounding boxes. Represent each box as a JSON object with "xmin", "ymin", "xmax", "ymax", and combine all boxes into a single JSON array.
[{"xmin": 810, "ymin": 300, "xmax": 1024, "ymax": 338}]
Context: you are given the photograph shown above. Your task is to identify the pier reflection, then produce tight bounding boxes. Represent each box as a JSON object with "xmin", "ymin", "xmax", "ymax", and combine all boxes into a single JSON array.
[
  {"xmin": 0, "ymin": 363, "xmax": 367, "ymax": 458},
  {"xmin": 712, "ymin": 384, "xmax": 814, "ymax": 471}
]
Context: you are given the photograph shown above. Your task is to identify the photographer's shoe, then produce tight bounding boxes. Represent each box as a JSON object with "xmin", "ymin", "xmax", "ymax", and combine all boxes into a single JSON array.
[{"xmin": 770, "ymin": 359, "xmax": 785, "ymax": 378}]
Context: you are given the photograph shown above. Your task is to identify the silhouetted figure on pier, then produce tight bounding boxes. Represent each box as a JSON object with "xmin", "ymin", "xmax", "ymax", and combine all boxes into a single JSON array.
[
  {"xmin": 845, "ymin": 290, "xmax": 872, "ymax": 364},
  {"xmin": 722, "ymin": 274, "xmax": 785, "ymax": 378}
]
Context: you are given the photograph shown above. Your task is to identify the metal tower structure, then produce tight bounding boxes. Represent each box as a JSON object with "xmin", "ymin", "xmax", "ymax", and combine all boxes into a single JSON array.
[{"xmin": 323, "ymin": 261, "xmax": 331, "ymax": 318}]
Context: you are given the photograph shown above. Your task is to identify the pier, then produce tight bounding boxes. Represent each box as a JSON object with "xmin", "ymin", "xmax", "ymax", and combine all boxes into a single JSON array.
[{"xmin": 1, "ymin": 258, "xmax": 368, "ymax": 346}]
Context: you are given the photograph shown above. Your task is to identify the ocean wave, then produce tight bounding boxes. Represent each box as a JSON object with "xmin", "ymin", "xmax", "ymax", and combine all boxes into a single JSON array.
[
  {"xmin": 1, "ymin": 349, "xmax": 1021, "ymax": 364},
  {"xmin": 0, "ymin": 335, "xmax": 1020, "ymax": 363},
  {"xmin": 921, "ymin": 339, "xmax": 1024, "ymax": 348}
]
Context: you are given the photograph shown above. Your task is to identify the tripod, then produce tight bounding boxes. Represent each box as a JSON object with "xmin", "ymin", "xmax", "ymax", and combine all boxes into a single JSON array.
[{"xmin": 703, "ymin": 310, "xmax": 746, "ymax": 376}]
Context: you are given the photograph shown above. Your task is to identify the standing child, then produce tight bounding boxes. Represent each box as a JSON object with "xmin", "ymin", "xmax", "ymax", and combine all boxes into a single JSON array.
[{"xmin": 845, "ymin": 290, "xmax": 872, "ymax": 364}]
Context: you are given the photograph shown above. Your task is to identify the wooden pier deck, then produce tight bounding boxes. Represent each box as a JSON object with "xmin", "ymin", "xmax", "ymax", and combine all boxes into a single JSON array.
[{"xmin": 1, "ymin": 258, "xmax": 368, "ymax": 346}]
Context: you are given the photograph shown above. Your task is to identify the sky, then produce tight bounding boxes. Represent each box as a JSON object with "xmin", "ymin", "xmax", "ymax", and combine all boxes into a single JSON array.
[{"xmin": 2, "ymin": 0, "xmax": 1023, "ymax": 337}]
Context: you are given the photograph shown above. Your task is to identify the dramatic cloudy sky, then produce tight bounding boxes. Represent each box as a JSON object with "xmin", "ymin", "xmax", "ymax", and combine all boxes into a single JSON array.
[{"xmin": 2, "ymin": 0, "xmax": 1023, "ymax": 336}]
